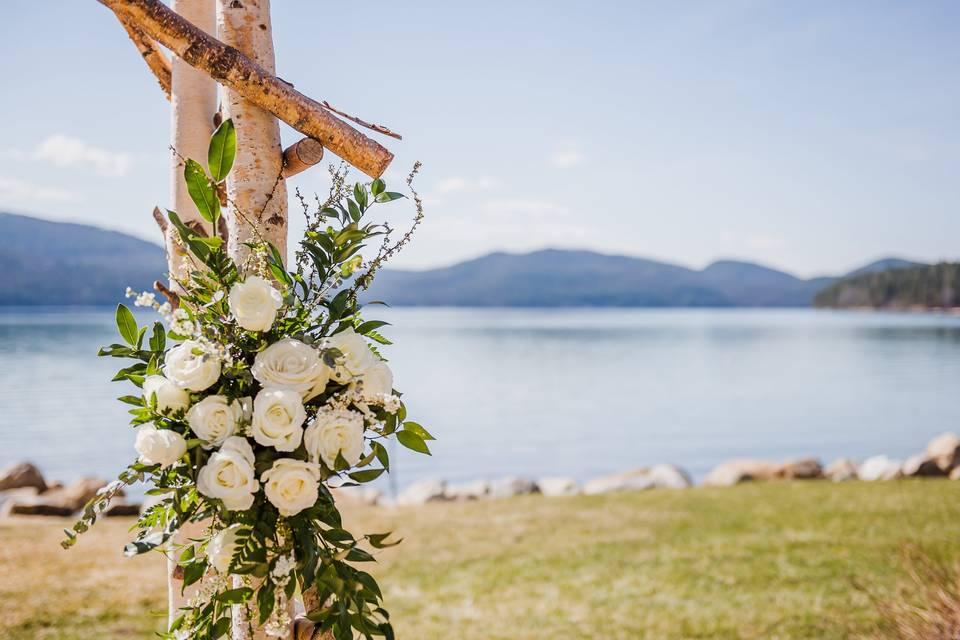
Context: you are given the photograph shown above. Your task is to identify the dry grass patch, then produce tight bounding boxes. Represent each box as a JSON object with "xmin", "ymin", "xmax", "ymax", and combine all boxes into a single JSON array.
[{"xmin": 1, "ymin": 480, "xmax": 958, "ymax": 639}]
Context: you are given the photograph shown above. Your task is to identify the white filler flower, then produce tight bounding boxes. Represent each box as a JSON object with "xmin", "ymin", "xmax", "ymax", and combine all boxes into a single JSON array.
[
  {"xmin": 186, "ymin": 395, "xmax": 246, "ymax": 448},
  {"xmin": 251, "ymin": 338, "xmax": 330, "ymax": 396},
  {"xmin": 261, "ymin": 458, "xmax": 321, "ymax": 516},
  {"xmin": 206, "ymin": 523, "xmax": 243, "ymax": 574},
  {"xmin": 142, "ymin": 374, "xmax": 191, "ymax": 414},
  {"xmin": 251, "ymin": 388, "xmax": 307, "ymax": 452},
  {"xmin": 304, "ymin": 408, "xmax": 365, "ymax": 468},
  {"xmin": 323, "ymin": 327, "xmax": 377, "ymax": 382},
  {"xmin": 228, "ymin": 275, "xmax": 283, "ymax": 332},
  {"xmin": 134, "ymin": 424, "xmax": 187, "ymax": 468},
  {"xmin": 164, "ymin": 340, "xmax": 222, "ymax": 392},
  {"xmin": 197, "ymin": 436, "xmax": 259, "ymax": 511}
]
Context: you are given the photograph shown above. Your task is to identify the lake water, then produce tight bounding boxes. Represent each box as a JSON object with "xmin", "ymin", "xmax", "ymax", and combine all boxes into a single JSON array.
[{"xmin": 1, "ymin": 307, "xmax": 959, "ymax": 496}]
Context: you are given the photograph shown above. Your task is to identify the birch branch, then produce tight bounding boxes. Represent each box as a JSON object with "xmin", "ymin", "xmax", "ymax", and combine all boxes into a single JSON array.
[
  {"xmin": 116, "ymin": 14, "xmax": 172, "ymax": 99},
  {"xmin": 97, "ymin": 0, "xmax": 396, "ymax": 178},
  {"xmin": 281, "ymin": 138, "xmax": 324, "ymax": 179}
]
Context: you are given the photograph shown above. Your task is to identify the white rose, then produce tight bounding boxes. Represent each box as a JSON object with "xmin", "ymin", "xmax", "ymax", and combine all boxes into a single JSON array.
[
  {"xmin": 251, "ymin": 338, "xmax": 330, "ymax": 396},
  {"xmin": 304, "ymin": 409, "xmax": 365, "ymax": 469},
  {"xmin": 324, "ymin": 327, "xmax": 377, "ymax": 382},
  {"xmin": 134, "ymin": 424, "xmax": 187, "ymax": 468},
  {"xmin": 228, "ymin": 275, "xmax": 283, "ymax": 332},
  {"xmin": 186, "ymin": 395, "xmax": 246, "ymax": 448},
  {"xmin": 261, "ymin": 458, "xmax": 321, "ymax": 516},
  {"xmin": 197, "ymin": 436, "xmax": 259, "ymax": 511},
  {"xmin": 206, "ymin": 524, "xmax": 243, "ymax": 574},
  {"xmin": 251, "ymin": 388, "xmax": 306, "ymax": 452},
  {"xmin": 164, "ymin": 340, "xmax": 221, "ymax": 392},
  {"xmin": 142, "ymin": 375, "xmax": 191, "ymax": 414},
  {"xmin": 359, "ymin": 361, "xmax": 393, "ymax": 401}
]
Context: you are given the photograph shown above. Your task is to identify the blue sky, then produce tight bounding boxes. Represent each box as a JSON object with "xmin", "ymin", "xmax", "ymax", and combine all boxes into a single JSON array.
[{"xmin": 1, "ymin": 1, "xmax": 958, "ymax": 277}]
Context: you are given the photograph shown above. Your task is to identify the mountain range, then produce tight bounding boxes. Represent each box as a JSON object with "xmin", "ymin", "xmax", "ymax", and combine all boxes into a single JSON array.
[
  {"xmin": 364, "ymin": 251, "xmax": 919, "ymax": 307},
  {"xmin": 0, "ymin": 212, "xmax": 922, "ymax": 307}
]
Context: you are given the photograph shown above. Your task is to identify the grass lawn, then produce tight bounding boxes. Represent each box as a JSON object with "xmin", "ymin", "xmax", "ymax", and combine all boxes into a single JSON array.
[{"xmin": 2, "ymin": 479, "xmax": 958, "ymax": 639}]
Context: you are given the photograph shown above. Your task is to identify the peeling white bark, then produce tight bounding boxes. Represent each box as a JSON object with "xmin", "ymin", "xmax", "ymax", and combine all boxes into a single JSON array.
[
  {"xmin": 166, "ymin": 0, "xmax": 218, "ymax": 628},
  {"xmin": 218, "ymin": 0, "xmax": 288, "ymax": 272},
  {"xmin": 167, "ymin": 0, "xmax": 219, "ymax": 288},
  {"xmin": 217, "ymin": 0, "xmax": 291, "ymax": 637}
]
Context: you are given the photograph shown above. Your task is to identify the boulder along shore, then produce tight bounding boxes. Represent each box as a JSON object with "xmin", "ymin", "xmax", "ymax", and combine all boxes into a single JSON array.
[{"xmin": 2, "ymin": 432, "xmax": 958, "ymax": 514}]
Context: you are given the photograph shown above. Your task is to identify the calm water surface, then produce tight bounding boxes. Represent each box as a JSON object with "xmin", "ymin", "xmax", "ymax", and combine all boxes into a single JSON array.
[{"xmin": 1, "ymin": 307, "xmax": 959, "ymax": 494}]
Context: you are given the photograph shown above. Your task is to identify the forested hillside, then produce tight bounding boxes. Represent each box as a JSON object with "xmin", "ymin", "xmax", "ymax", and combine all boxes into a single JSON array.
[
  {"xmin": 0, "ymin": 213, "xmax": 166, "ymax": 305},
  {"xmin": 813, "ymin": 262, "xmax": 960, "ymax": 309}
]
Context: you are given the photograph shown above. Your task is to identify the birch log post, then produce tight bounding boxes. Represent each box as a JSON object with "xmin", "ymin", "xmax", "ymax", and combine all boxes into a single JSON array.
[
  {"xmin": 97, "ymin": 0, "xmax": 394, "ymax": 178},
  {"xmin": 218, "ymin": 0, "xmax": 287, "ymax": 270},
  {"xmin": 165, "ymin": 0, "xmax": 218, "ymax": 628},
  {"xmin": 216, "ymin": 1, "xmax": 292, "ymax": 637}
]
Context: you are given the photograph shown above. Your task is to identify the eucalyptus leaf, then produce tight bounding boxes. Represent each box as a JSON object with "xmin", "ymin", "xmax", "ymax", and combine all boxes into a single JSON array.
[
  {"xmin": 396, "ymin": 430, "xmax": 431, "ymax": 455},
  {"xmin": 115, "ymin": 304, "xmax": 138, "ymax": 346},
  {"xmin": 208, "ymin": 118, "xmax": 236, "ymax": 182},
  {"xmin": 184, "ymin": 158, "xmax": 220, "ymax": 225}
]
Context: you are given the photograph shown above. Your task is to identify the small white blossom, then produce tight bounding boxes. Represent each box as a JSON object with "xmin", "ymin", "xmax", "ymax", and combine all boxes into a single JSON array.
[
  {"xmin": 270, "ymin": 554, "xmax": 296, "ymax": 586},
  {"xmin": 170, "ymin": 309, "xmax": 196, "ymax": 336},
  {"xmin": 134, "ymin": 291, "xmax": 156, "ymax": 307},
  {"xmin": 263, "ymin": 591, "xmax": 292, "ymax": 638},
  {"xmin": 157, "ymin": 301, "xmax": 172, "ymax": 317},
  {"xmin": 125, "ymin": 286, "xmax": 134, "ymax": 298}
]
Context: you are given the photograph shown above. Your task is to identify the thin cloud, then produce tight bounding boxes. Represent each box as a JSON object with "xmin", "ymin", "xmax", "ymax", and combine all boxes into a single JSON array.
[
  {"xmin": 477, "ymin": 198, "xmax": 570, "ymax": 216},
  {"xmin": 548, "ymin": 150, "xmax": 584, "ymax": 169},
  {"xmin": 32, "ymin": 135, "xmax": 134, "ymax": 177},
  {"xmin": 0, "ymin": 176, "xmax": 81, "ymax": 203},
  {"xmin": 424, "ymin": 176, "xmax": 499, "ymax": 205}
]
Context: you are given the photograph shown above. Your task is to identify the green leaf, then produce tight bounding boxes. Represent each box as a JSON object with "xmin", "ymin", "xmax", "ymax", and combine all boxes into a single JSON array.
[
  {"xmin": 356, "ymin": 320, "xmax": 390, "ymax": 335},
  {"xmin": 148, "ymin": 322, "xmax": 166, "ymax": 352},
  {"xmin": 184, "ymin": 158, "xmax": 220, "ymax": 224},
  {"xmin": 347, "ymin": 199, "xmax": 362, "ymax": 222},
  {"xmin": 215, "ymin": 587, "xmax": 253, "ymax": 604},
  {"xmin": 396, "ymin": 430, "xmax": 431, "ymax": 455},
  {"xmin": 115, "ymin": 304, "xmax": 138, "ymax": 346},
  {"xmin": 375, "ymin": 191, "xmax": 405, "ymax": 203},
  {"xmin": 208, "ymin": 118, "xmax": 236, "ymax": 182},
  {"xmin": 402, "ymin": 421, "xmax": 435, "ymax": 441},
  {"xmin": 367, "ymin": 532, "xmax": 402, "ymax": 549},
  {"xmin": 348, "ymin": 468, "xmax": 385, "ymax": 483},
  {"xmin": 370, "ymin": 179, "xmax": 385, "ymax": 196},
  {"xmin": 372, "ymin": 441, "xmax": 390, "ymax": 471},
  {"xmin": 354, "ymin": 182, "xmax": 368, "ymax": 209}
]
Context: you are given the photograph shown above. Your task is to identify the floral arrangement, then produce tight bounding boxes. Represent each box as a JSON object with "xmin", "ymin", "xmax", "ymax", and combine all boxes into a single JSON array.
[{"xmin": 62, "ymin": 120, "xmax": 432, "ymax": 640}]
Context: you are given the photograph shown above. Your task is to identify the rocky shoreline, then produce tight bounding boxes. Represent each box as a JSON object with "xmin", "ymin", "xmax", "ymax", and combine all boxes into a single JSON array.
[{"xmin": 3, "ymin": 432, "xmax": 958, "ymax": 516}]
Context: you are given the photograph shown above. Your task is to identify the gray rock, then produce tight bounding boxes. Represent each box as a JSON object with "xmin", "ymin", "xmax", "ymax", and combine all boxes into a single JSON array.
[
  {"xmin": 902, "ymin": 454, "xmax": 945, "ymax": 477},
  {"xmin": 2, "ymin": 477, "xmax": 116, "ymax": 517},
  {"xmin": 858, "ymin": 455, "xmax": 903, "ymax": 481},
  {"xmin": 925, "ymin": 433, "xmax": 960, "ymax": 473},
  {"xmin": 0, "ymin": 462, "xmax": 47, "ymax": 492},
  {"xmin": 445, "ymin": 480, "xmax": 490, "ymax": 501},
  {"xmin": 825, "ymin": 458, "xmax": 858, "ymax": 482},
  {"xmin": 489, "ymin": 476, "xmax": 539, "ymax": 499},
  {"xmin": 57, "ymin": 477, "xmax": 113, "ymax": 511},
  {"xmin": 5, "ymin": 495, "xmax": 75, "ymax": 516},
  {"xmin": 0, "ymin": 487, "xmax": 40, "ymax": 514},
  {"xmin": 537, "ymin": 477, "xmax": 579, "ymax": 497},
  {"xmin": 703, "ymin": 459, "xmax": 780, "ymax": 487},
  {"xmin": 648, "ymin": 464, "xmax": 692, "ymax": 489},
  {"xmin": 396, "ymin": 479, "xmax": 448, "ymax": 506},
  {"xmin": 583, "ymin": 470, "xmax": 654, "ymax": 495},
  {"xmin": 777, "ymin": 458, "xmax": 823, "ymax": 480}
]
